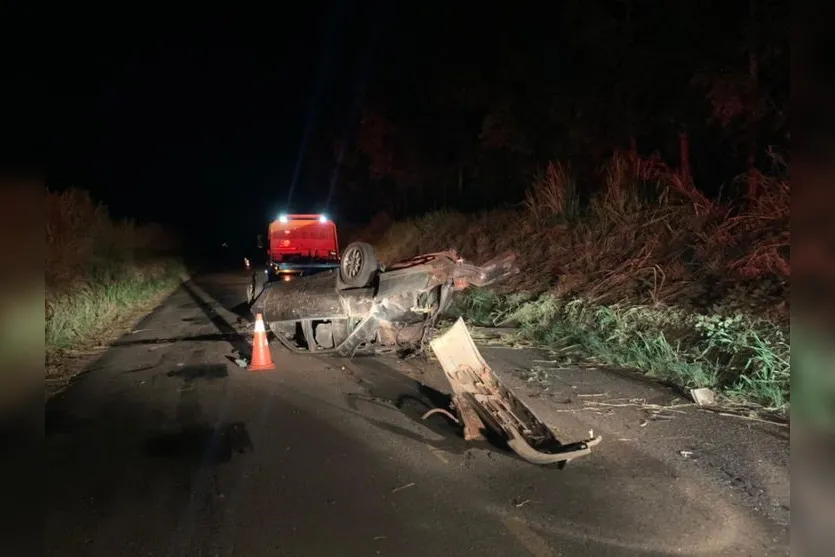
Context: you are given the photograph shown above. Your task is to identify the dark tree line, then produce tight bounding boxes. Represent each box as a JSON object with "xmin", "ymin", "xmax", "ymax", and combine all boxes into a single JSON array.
[{"xmin": 305, "ymin": 0, "xmax": 788, "ymax": 220}]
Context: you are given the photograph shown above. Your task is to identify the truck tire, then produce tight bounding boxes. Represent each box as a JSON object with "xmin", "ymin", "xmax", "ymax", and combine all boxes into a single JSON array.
[{"xmin": 339, "ymin": 242, "xmax": 379, "ymax": 288}]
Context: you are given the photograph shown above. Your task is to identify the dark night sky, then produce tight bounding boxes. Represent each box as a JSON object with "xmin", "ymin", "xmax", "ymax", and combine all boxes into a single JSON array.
[
  {"xmin": 48, "ymin": 1, "xmax": 787, "ymax": 247},
  {"xmin": 51, "ymin": 2, "xmax": 388, "ymax": 244},
  {"xmin": 49, "ymin": 4, "xmax": 552, "ymax": 242}
]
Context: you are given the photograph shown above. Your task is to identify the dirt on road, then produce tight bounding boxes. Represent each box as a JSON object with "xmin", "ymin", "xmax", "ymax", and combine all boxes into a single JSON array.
[{"xmin": 31, "ymin": 270, "xmax": 789, "ymax": 557}]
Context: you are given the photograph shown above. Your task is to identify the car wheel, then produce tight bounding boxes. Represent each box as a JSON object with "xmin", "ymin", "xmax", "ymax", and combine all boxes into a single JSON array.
[{"xmin": 339, "ymin": 242, "xmax": 379, "ymax": 288}]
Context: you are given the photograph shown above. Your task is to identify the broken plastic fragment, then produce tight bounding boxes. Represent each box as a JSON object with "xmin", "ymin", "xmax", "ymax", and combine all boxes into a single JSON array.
[{"xmin": 690, "ymin": 387, "xmax": 715, "ymax": 406}]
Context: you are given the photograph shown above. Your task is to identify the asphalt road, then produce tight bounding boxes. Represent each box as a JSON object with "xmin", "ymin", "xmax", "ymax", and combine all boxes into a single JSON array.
[{"xmin": 42, "ymin": 270, "xmax": 789, "ymax": 557}]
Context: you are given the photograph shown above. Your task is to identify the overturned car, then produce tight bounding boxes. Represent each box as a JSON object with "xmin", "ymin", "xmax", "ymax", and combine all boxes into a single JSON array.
[
  {"xmin": 255, "ymin": 242, "xmax": 518, "ymax": 357},
  {"xmin": 254, "ymin": 242, "xmax": 604, "ymax": 467}
]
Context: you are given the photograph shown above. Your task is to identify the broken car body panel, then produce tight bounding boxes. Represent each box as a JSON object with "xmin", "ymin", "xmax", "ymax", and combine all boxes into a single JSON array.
[
  {"xmin": 430, "ymin": 318, "xmax": 603, "ymax": 466},
  {"xmin": 257, "ymin": 250, "xmax": 518, "ymax": 356}
]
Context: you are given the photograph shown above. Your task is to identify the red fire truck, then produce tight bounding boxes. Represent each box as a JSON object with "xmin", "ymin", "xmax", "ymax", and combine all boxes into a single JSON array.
[{"xmin": 264, "ymin": 214, "xmax": 340, "ymax": 282}]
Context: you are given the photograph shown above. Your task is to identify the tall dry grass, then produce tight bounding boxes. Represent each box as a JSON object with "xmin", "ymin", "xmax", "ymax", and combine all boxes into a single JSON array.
[
  {"xmin": 370, "ymin": 151, "xmax": 789, "ymax": 318},
  {"xmin": 45, "ymin": 189, "xmax": 184, "ymax": 356}
]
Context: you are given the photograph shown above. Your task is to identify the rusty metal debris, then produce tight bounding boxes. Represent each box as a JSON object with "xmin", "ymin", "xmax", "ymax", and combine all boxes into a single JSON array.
[{"xmin": 430, "ymin": 318, "xmax": 602, "ymax": 467}]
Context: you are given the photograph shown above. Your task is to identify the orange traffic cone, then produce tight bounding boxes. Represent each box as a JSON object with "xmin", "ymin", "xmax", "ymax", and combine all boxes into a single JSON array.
[{"xmin": 248, "ymin": 313, "xmax": 276, "ymax": 371}]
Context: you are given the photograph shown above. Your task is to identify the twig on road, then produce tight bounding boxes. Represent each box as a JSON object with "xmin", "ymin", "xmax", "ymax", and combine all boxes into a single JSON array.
[
  {"xmin": 546, "ymin": 399, "xmax": 691, "ymax": 417},
  {"xmin": 582, "ymin": 400, "xmax": 692, "ymax": 414},
  {"xmin": 391, "ymin": 482, "xmax": 415, "ymax": 493},
  {"xmin": 697, "ymin": 408, "xmax": 789, "ymax": 427}
]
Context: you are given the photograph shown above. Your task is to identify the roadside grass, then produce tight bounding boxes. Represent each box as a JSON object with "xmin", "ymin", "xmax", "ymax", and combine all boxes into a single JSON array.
[
  {"xmin": 45, "ymin": 188, "xmax": 183, "ymax": 365},
  {"xmin": 451, "ymin": 288, "xmax": 790, "ymax": 412},
  {"xmin": 366, "ymin": 151, "xmax": 791, "ymax": 415},
  {"xmin": 45, "ymin": 261, "xmax": 183, "ymax": 353}
]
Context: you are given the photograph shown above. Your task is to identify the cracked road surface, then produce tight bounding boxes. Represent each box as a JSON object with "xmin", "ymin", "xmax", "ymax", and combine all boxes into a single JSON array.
[{"xmin": 42, "ymin": 271, "xmax": 789, "ymax": 556}]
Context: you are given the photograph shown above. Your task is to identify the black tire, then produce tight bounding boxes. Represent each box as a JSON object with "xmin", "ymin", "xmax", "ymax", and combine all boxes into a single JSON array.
[{"xmin": 339, "ymin": 242, "xmax": 379, "ymax": 288}]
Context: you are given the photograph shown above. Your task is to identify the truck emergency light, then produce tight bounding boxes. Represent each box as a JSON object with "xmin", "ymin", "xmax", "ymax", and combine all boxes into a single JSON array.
[{"xmin": 277, "ymin": 214, "xmax": 329, "ymax": 223}]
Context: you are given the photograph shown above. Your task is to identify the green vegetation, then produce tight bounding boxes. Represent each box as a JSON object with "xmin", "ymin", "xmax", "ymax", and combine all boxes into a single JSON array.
[
  {"xmin": 46, "ymin": 189, "xmax": 184, "ymax": 362},
  {"xmin": 454, "ymin": 289, "xmax": 789, "ymax": 412},
  {"xmin": 365, "ymin": 152, "xmax": 790, "ymax": 414}
]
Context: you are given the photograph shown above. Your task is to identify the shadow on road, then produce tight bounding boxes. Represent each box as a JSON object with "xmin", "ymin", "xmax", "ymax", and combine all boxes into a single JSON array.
[
  {"xmin": 144, "ymin": 362, "xmax": 249, "ymax": 466},
  {"xmin": 144, "ymin": 421, "xmax": 253, "ymax": 464},
  {"xmin": 167, "ymin": 364, "xmax": 229, "ymax": 381},
  {"xmin": 341, "ymin": 358, "xmax": 514, "ymax": 458},
  {"xmin": 179, "ymin": 280, "xmax": 252, "ymax": 359},
  {"xmin": 187, "ymin": 267, "xmax": 259, "ymax": 323},
  {"xmin": 112, "ymin": 333, "xmax": 243, "ymax": 347}
]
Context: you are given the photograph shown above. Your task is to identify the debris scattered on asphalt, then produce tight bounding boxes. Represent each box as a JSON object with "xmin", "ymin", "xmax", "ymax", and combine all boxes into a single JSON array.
[
  {"xmin": 649, "ymin": 412, "xmax": 675, "ymax": 422},
  {"xmin": 373, "ymin": 536, "xmax": 386, "ymax": 541},
  {"xmin": 690, "ymin": 387, "xmax": 716, "ymax": 406},
  {"xmin": 234, "ymin": 358, "xmax": 248, "ymax": 368},
  {"xmin": 583, "ymin": 398, "xmax": 691, "ymax": 412},
  {"xmin": 679, "ymin": 450, "xmax": 695, "ymax": 459},
  {"xmin": 391, "ymin": 482, "xmax": 415, "ymax": 493},
  {"xmin": 650, "ymin": 411, "xmax": 676, "ymax": 421},
  {"xmin": 514, "ymin": 498, "xmax": 534, "ymax": 508}
]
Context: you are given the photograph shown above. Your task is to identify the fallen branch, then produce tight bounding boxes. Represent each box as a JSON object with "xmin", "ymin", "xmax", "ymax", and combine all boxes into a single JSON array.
[
  {"xmin": 582, "ymin": 400, "xmax": 692, "ymax": 414},
  {"xmin": 697, "ymin": 408, "xmax": 789, "ymax": 427}
]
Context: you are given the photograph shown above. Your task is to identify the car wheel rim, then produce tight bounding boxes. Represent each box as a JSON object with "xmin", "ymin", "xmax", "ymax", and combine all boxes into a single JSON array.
[{"xmin": 343, "ymin": 248, "xmax": 363, "ymax": 278}]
